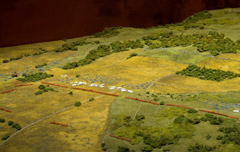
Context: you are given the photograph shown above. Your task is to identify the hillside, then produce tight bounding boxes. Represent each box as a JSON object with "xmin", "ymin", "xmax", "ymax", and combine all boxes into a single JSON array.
[{"xmin": 0, "ymin": 8, "xmax": 240, "ymax": 152}]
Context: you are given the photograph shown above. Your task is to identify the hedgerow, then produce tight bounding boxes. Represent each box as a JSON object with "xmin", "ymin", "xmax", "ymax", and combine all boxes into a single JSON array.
[{"xmin": 17, "ymin": 72, "xmax": 54, "ymax": 82}]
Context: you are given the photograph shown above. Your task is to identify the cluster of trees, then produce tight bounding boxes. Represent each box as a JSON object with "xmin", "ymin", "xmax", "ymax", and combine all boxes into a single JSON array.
[
  {"xmin": 35, "ymin": 63, "xmax": 47, "ymax": 68},
  {"xmin": 63, "ymin": 40, "xmax": 144, "ymax": 69},
  {"xmin": 182, "ymin": 10, "xmax": 212, "ymax": 24},
  {"xmin": 35, "ymin": 84, "xmax": 56, "ymax": 95},
  {"xmin": 17, "ymin": 72, "xmax": 54, "ymax": 82},
  {"xmin": 7, "ymin": 120, "xmax": 21, "ymax": 130},
  {"xmin": 217, "ymin": 125, "xmax": 240, "ymax": 145},
  {"xmin": 174, "ymin": 115, "xmax": 200, "ymax": 125},
  {"xmin": 188, "ymin": 143, "xmax": 216, "ymax": 152},
  {"xmin": 94, "ymin": 27, "xmax": 122, "ymax": 38},
  {"xmin": 176, "ymin": 65, "xmax": 240, "ymax": 82},
  {"xmin": 142, "ymin": 31, "xmax": 240, "ymax": 56},
  {"xmin": 148, "ymin": 10, "xmax": 212, "ymax": 30},
  {"xmin": 111, "ymin": 40, "xmax": 144, "ymax": 52},
  {"xmin": 204, "ymin": 114, "xmax": 224, "ymax": 125},
  {"xmin": 1, "ymin": 120, "xmax": 22, "ymax": 140}
]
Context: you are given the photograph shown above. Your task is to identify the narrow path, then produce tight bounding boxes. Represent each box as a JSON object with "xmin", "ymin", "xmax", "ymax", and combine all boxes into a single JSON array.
[{"xmin": 0, "ymin": 94, "xmax": 105, "ymax": 147}]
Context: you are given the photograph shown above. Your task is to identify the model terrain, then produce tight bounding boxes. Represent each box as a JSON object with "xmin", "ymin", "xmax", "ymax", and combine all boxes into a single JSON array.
[{"xmin": 0, "ymin": 8, "xmax": 240, "ymax": 152}]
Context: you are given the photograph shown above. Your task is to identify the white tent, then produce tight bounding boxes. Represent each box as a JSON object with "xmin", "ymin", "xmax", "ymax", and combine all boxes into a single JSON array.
[
  {"xmin": 128, "ymin": 90, "xmax": 133, "ymax": 93},
  {"xmin": 89, "ymin": 84, "xmax": 95, "ymax": 87},
  {"xmin": 121, "ymin": 88, "xmax": 127, "ymax": 92},
  {"xmin": 99, "ymin": 84, "xmax": 104, "ymax": 88},
  {"xmin": 233, "ymin": 110, "xmax": 239, "ymax": 113},
  {"xmin": 109, "ymin": 86, "xmax": 116, "ymax": 90},
  {"xmin": 116, "ymin": 87, "xmax": 122, "ymax": 91}
]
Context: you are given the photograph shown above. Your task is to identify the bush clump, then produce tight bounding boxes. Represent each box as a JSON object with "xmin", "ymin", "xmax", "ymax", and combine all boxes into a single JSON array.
[
  {"xmin": 8, "ymin": 121, "xmax": 14, "ymax": 126},
  {"xmin": 117, "ymin": 146, "xmax": 129, "ymax": 152},
  {"xmin": 160, "ymin": 101, "xmax": 165, "ymax": 105},
  {"xmin": 141, "ymin": 145, "xmax": 153, "ymax": 152},
  {"xmin": 89, "ymin": 98, "xmax": 95, "ymax": 102},
  {"xmin": 218, "ymin": 125, "xmax": 240, "ymax": 145},
  {"xmin": 127, "ymin": 53, "xmax": 138, "ymax": 59},
  {"xmin": 0, "ymin": 118, "xmax": 5, "ymax": 123},
  {"xmin": 205, "ymin": 114, "xmax": 224, "ymax": 125},
  {"xmin": 188, "ymin": 143, "xmax": 216, "ymax": 152},
  {"xmin": 12, "ymin": 123, "xmax": 22, "ymax": 130},
  {"xmin": 35, "ymin": 91, "xmax": 43, "ymax": 95},
  {"xmin": 135, "ymin": 115, "xmax": 145, "ymax": 121},
  {"xmin": 94, "ymin": 27, "xmax": 122, "ymax": 38},
  {"xmin": 176, "ymin": 65, "xmax": 240, "ymax": 82},
  {"xmin": 2, "ymin": 135, "xmax": 10, "ymax": 140},
  {"xmin": 74, "ymin": 101, "xmax": 81, "ymax": 107},
  {"xmin": 2, "ymin": 59, "xmax": 9, "ymax": 63},
  {"xmin": 187, "ymin": 109, "xmax": 198, "ymax": 113},
  {"xmin": 35, "ymin": 63, "xmax": 47, "ymax": 68},
  {"xmin": 17, "ymin": 72, "xmax": 54, "ymax": 82}
]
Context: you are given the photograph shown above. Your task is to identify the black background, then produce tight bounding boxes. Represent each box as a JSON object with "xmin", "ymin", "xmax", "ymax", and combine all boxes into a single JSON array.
[{"xmin": 0, "ymin": 0, "xmax": 240, "ymax": 47}]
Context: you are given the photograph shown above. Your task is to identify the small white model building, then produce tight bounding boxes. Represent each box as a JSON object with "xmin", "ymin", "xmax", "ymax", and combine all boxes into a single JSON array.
[
  {"xmin": 233, "ymin": 110, "xmax": 239, "ymax": 113},
  {"xmin": 128, "ymin": 90, "xmax": 133, "ymax": 93}
]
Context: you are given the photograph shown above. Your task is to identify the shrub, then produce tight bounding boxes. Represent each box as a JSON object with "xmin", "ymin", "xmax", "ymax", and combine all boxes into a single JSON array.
[
  {"xmin": 187, "ymin": 109, "xmax": 198, "ymax": 113},
  {"xmin": 43, "ymin": 88, "xmax": 48, "ymax": 92},
  {"xmin": 0, "ymin": 118, "xmax": 5, "ymax": 123},
  {"xmin": 174, "ymin": 115, "xmax": 188, "ymax": 124},
  {"xmin": 188, "ymin": 143, "xmax": 216, "ymax": 152},
  {"xmin": 188, "ymin": 118, "xmax": 201, "ymax": 125},
  {"xmin": 68, "ymin": 92, "xmax": 73, "ymax": 95},
  {"xmin": 89, "ymin": 98, "xmax": 94, "ymax": 102},
  {"xmin": 2, "ymin": 59, "xmax": 9, "ymax": 63},
  {"xmin": 135, "ymin": 115, "xmax": 145, "ymax": 121},
  {"xmin": 35, "ymin": 91, "xmax": 43, "ymax": 95},
  {"xmin": 141, "ymin": 145, "xmax": 153, "ymax": 152},
  {"xmin": 160, "ymin": 101, "xmax": 165, "ymax": 105},
  {"xmin": 12, "ymin": 123, "xmax": 22, "ymax": 130},
  {"xmin": 216, "ymin": 135, "xmax": 223, "ymax": 140},
  {"xmin": 127, "ymin": 53, "xmax": 138, "ymax": 59},
  {"xmin": 200, "ymin": 116, "xmax": 207, "ymax": 122},
  {"xmin": 76, "ymin": 74, "xmax": 80, "ymax": 78},
  {"xmin": 205, "ymin": 114, "xmax": 224, "ymax": 125},
  {"xmin": 101, "ymin": 143, "xmax": 107, "ymax": 151},
  {"xmin": 35, "ymin": 63, "xmax": 47, "ymax": 68},
  {"xmin": 74, "ymin": 101, "xmax": 81, "ymax": 107},
  {"xmin": 2, "ymin": 135, "xmax": 10, "ymax": 140},
  {"xmin": 206, "ymin": 135, "xmax": 211, "ymax": 140},
  {"xmin": 38, "ymin": 85, "xmax": 46, "ymax": 90},
  {"xmin": 8, "ymin": 121, "xmax": 14, "ymax": 126},
  {"xmin": 117, "ymin": 146, "xmax": 129, "ymax": 152}
]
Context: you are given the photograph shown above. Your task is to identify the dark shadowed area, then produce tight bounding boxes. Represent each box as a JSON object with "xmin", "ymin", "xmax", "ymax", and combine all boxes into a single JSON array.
[{"xmin": 0, "ymin": 0, "xmax": 240, "ymax": 47}]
